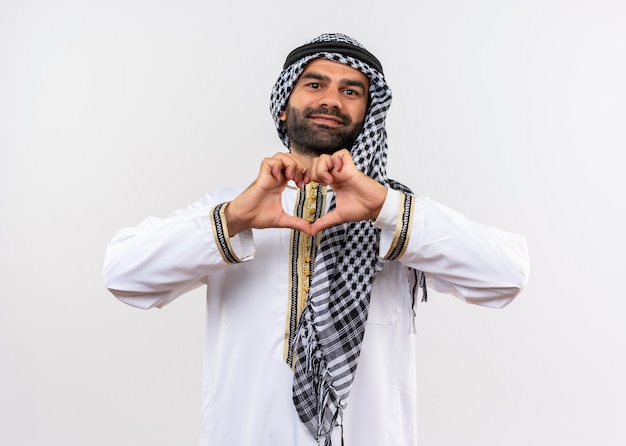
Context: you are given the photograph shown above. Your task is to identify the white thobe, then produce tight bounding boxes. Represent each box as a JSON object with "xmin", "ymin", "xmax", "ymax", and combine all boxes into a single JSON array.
[{"xmin": 103, "ymin": 186, "xmax": 529, "ymax": 446}]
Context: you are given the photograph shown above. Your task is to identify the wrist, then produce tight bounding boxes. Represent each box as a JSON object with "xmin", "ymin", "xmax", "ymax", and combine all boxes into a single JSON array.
[
  {"xmin": 370, "ymin": 184, "xmax": 388, "ymax": 221},
  {"xmin": 223, "ymin": 201, "xmax": 245, "ymax": 237}
]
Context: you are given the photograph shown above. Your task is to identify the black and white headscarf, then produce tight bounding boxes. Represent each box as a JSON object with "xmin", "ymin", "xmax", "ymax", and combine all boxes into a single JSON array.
[{"xmin": 270, "ymin": 33, "xmax": 413, "ymax": 444}]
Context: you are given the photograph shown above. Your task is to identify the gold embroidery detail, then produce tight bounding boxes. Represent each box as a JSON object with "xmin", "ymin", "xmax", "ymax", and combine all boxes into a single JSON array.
[{"xmin": 283, "ymin": 183, "xmax": 326, "ymax": 365}]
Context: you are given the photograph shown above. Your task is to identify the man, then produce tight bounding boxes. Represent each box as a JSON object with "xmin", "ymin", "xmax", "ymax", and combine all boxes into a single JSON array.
[{"xmin": 104, "ymin": 33, "xmax": 529, "ymax": 446}]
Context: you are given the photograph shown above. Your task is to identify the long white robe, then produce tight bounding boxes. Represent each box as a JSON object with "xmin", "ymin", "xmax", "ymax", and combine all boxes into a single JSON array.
[{"xmin": 103, "ymin": 186, "xmax": 529, "ymax": 446}]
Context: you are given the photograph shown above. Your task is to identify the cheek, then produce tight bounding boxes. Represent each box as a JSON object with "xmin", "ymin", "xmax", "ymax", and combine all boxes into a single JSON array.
[{"xmin": 351, "ymin": 102, "xmax": 368, "ymax": 123}]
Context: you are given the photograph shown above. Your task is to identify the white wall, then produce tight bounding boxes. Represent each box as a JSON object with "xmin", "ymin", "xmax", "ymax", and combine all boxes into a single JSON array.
[{"xmin": 1, "ymin": 1, "xmax": 624, "ymax": 445}]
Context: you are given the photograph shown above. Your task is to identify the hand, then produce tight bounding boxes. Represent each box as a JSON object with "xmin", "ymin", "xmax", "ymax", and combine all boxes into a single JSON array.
[
  {"xmin": 225, "ymin": 152, "xmax": 312, "ymax": 236},
  {"xmin": 308, "ymin": 149, "xmax": 387, "ymax": 236}
]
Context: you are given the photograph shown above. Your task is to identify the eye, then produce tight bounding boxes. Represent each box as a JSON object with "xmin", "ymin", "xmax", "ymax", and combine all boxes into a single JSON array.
[
  {"xmin": 307, "ymin": 82, "xmax": 320, "ymax": 89},
  {"xmin": 344, "ymin": 88, "xmax": 363, "ymax": 97}
]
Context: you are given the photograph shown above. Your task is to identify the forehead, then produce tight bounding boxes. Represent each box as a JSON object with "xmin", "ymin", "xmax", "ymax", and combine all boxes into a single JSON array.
[{"xmin": 298, "ymin": 58, "xmax": 370, "ymax": 87}]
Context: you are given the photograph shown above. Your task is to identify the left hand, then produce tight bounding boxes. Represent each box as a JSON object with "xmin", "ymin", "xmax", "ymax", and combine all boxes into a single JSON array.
[{"xmin": 308, "ymin": 149, "xmax": 387, "ymax": 236}]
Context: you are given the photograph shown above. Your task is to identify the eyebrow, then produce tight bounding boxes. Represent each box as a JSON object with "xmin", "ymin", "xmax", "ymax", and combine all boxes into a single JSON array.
[{"xmin": 299, "ymin": 72, "xmax": 368, "ymax": 92}]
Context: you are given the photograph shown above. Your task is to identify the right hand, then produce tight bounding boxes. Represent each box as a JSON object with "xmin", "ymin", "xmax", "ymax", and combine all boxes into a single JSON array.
[{"xmin": 224, "ymin": 152, "xmax": 312, "ymax": 236}]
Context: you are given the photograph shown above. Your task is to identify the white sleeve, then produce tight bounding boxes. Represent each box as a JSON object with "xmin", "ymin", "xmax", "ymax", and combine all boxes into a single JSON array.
[
  {"xmin": 375, "ymin": 189, "xmax": 529, "ymax": 308},
  {"xmin": 102, "ymin": 188, "xmax": 255, "ymax": 310}
]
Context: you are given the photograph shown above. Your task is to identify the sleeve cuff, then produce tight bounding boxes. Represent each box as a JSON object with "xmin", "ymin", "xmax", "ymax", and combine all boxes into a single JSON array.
[
  {"xmin": 374, "ymin": 189, "xmax": 414, "ymax": 261},
  {"xmin": 210, "ymin": 202, "xmax": 255, "ymax": 264}
]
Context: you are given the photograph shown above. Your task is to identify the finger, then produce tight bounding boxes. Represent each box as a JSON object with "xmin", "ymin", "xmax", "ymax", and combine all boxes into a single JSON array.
[
  {"xmin": 331, "ymin": 151, "xmax": 345, "ymax": 173},
  {"xmin": 272, "ymin": 152, "xmax": 303, "ymax": 182},
  {"xmin": 310, "ymin": 155, "xmax": 335, "ymax": 186},
  {"xmin": 282, "ymin": 163, "xmax": 308, "ymax": 188},
  {"xmin": 331, "ymin": 148, "xmax": 357, "ymax": 173},
  {"xmin": 262, "ymin": 158, "xmax": 282, "ymax": 181},
  {"xmin": 266, "ymin": 154, "xmax": 298, "ymax": 182},
  {"xmin": 309, "ymin": 211, "xmax": 343, "ymax": 236},
  {"xmin": 279, "ymin": 214, "xmax": 312, "ymax": 235},
  {"xmin": 295, "ymin": 167, "xmax": 309, "ymax": 189}
]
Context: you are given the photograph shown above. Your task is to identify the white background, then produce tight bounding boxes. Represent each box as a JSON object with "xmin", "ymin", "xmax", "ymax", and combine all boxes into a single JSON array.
[{"xmin": 1, "ymin": 0, "xmax": 625, "ymax": 445}]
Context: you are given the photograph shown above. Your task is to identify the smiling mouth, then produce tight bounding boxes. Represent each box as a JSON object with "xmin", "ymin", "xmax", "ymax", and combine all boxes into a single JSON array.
[{"xmin": 308, "ymin": 114, "xmax": 344, "ymax": 127}]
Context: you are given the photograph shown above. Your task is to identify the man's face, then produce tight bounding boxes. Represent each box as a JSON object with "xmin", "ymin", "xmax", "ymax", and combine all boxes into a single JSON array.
[{"xmin": 280, "ymin": 58, "xmax": 370, "ymax": 156}]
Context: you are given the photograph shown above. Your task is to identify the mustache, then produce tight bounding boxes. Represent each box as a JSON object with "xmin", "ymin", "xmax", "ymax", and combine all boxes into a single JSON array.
[{"xmin": 303, "ymin": 107, "xmax": 352, "ymax": 124}]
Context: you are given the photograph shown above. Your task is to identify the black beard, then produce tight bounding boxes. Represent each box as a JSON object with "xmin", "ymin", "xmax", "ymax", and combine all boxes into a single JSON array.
[{"xmin": 284, "ymin": 106, "xmax": 363, "ymax": 156}]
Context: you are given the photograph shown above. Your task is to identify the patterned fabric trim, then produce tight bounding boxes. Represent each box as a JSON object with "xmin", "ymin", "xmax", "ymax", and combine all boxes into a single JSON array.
[
  {"xmin": 381, "ymin": 191, "xmax": 414, "ymax": 261},
  {"xmin": 209, "ymin": 202, "xmax": 243, "ymax": 264},
  {"xmin": 284, "ymin": 184, "xmax": 326, "ymax": 366}
]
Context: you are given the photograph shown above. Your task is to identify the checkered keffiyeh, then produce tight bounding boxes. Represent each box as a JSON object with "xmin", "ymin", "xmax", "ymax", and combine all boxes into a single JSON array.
[{"xmin": 270, "ymin": 33, "xmax": 412, "ymax": 444}]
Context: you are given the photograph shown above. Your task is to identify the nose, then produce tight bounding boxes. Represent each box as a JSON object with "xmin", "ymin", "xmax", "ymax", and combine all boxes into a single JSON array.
[{"xmin": 318, "ymin": 89, "xmax": 342, "ymax": 109}]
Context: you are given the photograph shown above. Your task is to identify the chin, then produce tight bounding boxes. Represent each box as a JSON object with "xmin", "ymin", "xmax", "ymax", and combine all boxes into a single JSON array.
[{"xmin": 296, "ymin": 146, "xmax": 341, "ymax": 157}]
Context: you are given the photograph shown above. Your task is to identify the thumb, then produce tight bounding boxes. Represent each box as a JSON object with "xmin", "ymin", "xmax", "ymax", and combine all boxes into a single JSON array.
[
  {"xmin": 309, "ymin": 211, "xmax": 343, "ymax": 236},
  {"xmin": 280, "ymin": 214, "xmax": 313, "ymax": 235}
]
